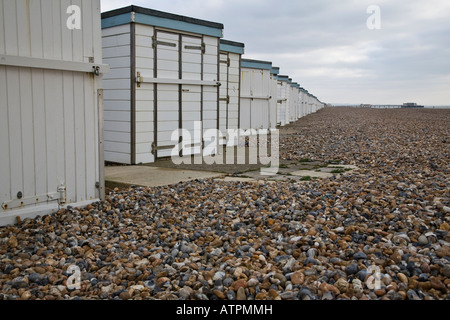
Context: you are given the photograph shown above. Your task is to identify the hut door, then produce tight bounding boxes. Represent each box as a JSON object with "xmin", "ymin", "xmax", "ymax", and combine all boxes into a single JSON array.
[
  {"xmin": 219, "ymin": 52, "xmax": 229, "ymax": 145},
  {"xmin": 154, "ymin": 30, "xmax": 179, "ymax": 159},
  {"xmin": 181, "ymin": 35, "xmax": 203, "ymax": 156}
]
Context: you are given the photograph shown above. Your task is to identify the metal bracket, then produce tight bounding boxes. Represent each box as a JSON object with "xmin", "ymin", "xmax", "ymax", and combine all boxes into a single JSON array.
[
  {"xmin": 2, "ymin": 191, "xmax": 62, "ymax": 210},
  {"xmin": 57, "ymin": 184, "xmax": 66, "ymax": 206},
  {"xmin": 201, "ymin": 42, "xmax": 206, "ymax": 54},
  {"xmin": 92, "ymin": 66, "xmax": 100, "ymax": 76},
  {"xmin": 136, "ymin": 72, "xmax": 143, "ymax": 87},
  {"xmin": 219, "ymin": 96, "xmax": 230, "ymax": 104}
]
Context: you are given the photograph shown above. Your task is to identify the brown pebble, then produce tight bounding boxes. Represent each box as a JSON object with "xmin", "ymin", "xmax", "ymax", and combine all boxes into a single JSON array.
[
  {"xmin": 236, "ymin": 287, "xmax": 246, "ymax": 300},
  {"xmin": 213, "ymin": 289, "xmax": 225, "ymax": 299},
  {"xmin": 397, "ymin": 273, "xmax": 408, "ymax": 284},
  {"xmin": 21, "ymin": 291, "xmax": 31, "ymax": 300},
  {"xmin": 430, "ymin": 277, "xmax": 446, "ymax": 292},
  {"xmin": 234, "ymin": 279, "xmax": 247, "ymax": 290},
  {"xmin": 119, "ymin": 291, "xmax": 131, "ymax": 300},
  {"xmin": 290, "ymin": 271, "xmax": 305, "ymax": 285},
  {"xmin": 268, "ymin": 289, "xmax": 279, "ymax": 299},
  {"xmin": 255, "ymin": 292, "xmax": 267, "ymax": 300},
  {"xmin": 375, "ymin": 288, "xmax": 386, "ymax": 296},
  {"xmin": 439, "ymin": 222, "xmax": 450, "ymax": 231},
  {"xmin": 7, "ymin": 236, "xmax": 18, "ymax": 248}
]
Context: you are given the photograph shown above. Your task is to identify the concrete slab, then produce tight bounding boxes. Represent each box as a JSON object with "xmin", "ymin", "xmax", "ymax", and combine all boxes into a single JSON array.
[
  {"xmin": 105, "ymin": 166, "xmax": 225, "ymax": 187},
  {"xmin": 290, "ymin": 170, "xmax": 334, "ymax": 179},
  {"xmin": 214, "ymin": 177, "xmax": 277, "ymax": 184}
]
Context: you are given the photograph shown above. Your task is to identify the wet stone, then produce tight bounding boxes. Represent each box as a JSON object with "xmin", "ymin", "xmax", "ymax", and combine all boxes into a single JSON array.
[{"xmin": 345, "ymin": 263, "xmax": 358, "ymax": 275}]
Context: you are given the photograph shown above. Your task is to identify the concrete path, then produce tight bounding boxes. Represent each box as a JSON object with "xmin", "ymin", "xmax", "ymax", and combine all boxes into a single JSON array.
[{"xmin": 105, "ymin": 165, "xmax": 226, "ymax": 188}]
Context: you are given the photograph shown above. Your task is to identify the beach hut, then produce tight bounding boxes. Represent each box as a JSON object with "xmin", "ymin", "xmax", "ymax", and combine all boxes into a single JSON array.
[
  {"xmin": 298, "ymin": 87, "xmax": 306, "ymax": 118},
  {"xmin": 269, "ymin": 67, "xmax": 280, "ymax": 129},
  {"xmin": 219, "ymin": 39, "xmax": 244, "ymax": 146},
  {"xmin": 276, "ymin": 75, "xmax": 291, "ymax": 126},
  {"xmin": 240, "ymin": 59, "xmax": 273, "ymax": 130},
  {"xmin": 290, "ymin": 82, "xmax": 300, "ymax": 122},
  {"xmin": 0, "ymin": 0, "xmax": 107, "ymax": 226},
  {"xmin": 101, "ymin": 5, "xmax": 224, "ymax": 163},
  {"xmin": 300, "ymin": 88, "xmax": 310, "ymax": 116}
]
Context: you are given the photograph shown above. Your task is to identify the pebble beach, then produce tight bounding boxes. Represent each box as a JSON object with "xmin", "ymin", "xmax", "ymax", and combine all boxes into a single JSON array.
[{"xmin": 1, "ymin": 107, "xmax": 449, "ymax": 300}]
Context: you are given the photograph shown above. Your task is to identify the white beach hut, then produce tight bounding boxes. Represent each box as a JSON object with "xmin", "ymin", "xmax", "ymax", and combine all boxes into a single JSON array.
[
  {"xmin": 269, "ymin": 66, "xmax": 280, "ymax": 129},
  {"xmin": 276, "ymin": 75, "xmax": 291, "ymax": 126},
  {"xmin": 240, "ymin": 59, "xmax": 273, "ymax": 130},
  {"xmin": 0, "ymin": 0, "xmax": 107, "ymax": 226},
  {"xmin": 101, "ymin": 5, "xmax": 224, "ymax": 163},
  {"xmin": 219, "ymin": 39, "xmax": 244, "ymax": 146},
  {"xmin": 290, "ymin": 82, "xmax": 300, "ymax": 122}
]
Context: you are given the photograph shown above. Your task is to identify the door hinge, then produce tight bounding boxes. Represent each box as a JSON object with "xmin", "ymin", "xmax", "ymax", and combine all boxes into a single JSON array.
[
  {"xmin": 219, "ymin": 95, "xmax": 230, "ymax": 104},
  {"xmin": 57, "ymin": 184, "xmax": 66, "ymax": 206}
]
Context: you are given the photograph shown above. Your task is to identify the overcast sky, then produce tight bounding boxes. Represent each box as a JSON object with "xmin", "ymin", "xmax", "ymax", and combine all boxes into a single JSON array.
[{"xmin": 101, "ymin": 0, "xmax": 450, "ymax": 106}]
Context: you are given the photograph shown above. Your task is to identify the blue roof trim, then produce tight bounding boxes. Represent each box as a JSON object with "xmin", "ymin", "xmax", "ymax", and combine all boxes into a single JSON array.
[
  {"xmin": 270, "ymin": 67, "xmax": 280, "ymax": 75},
  {"xmin": 220, "ymin": 42, "xmax": 244, "ymax": 55},
  {"xmin": 134, "ymin": 12, "xmax": 223, "ymax": 37},
  {"xmin": 241, "ymin": 59, "xmax": 272, "ymax": 70},
  {"xmin": 277, "ymin": 75, "xmax": 290, "ymax": 83},
  {"xmin": 101, "ymin": 8, "xmax": 223, "ymax": 38},
  {"xmin": 101, "ymin": 13, "xmax": 131, "ymax": 29}
]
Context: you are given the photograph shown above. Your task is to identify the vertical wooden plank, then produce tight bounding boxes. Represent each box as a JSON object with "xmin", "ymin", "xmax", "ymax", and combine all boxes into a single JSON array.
[
  {"xmin": 81, "ymin": 0, "xmax": 93, "ymax": 61},
  {"xmin": 0, "ymin": 67, "xmax": 11, "ymax": 201},
  {"xmin": 0, "ymin": 1, "xmax": 5, "ymax": 55},
  {"xmin": 19, "ymin": 68, "xmax": 36, "ymax": 198},
  {"xmin": 93, "ymin": 0, "xmax": 102, "ymax": 195},
  {"xmin": 61, "ymin": 0, "xmax": 75, "ymax": 202},
  {"xmin": 49, "ymin": 1, "xmax": 65, "ymax": 190},
  {"xmin": 29, "ymin": 0, "xmax": 43, "ymax": 58},
  {"xmin": 60, "ymin": 0, "xmax": 73, "ymax": 61},
  {"xmin": 62, "ymin": 72, "xmax": 76, "ymax": 203},
  {"xmin": 40, "ymin": 0, "xmax": 53, "ymax": 59},
  {"xmin": 71, "ymin": 0, "xmax": 83, "ymax": 62},
  {"xmin": 84, "ymin": 73, "xmax": 96, "ymax": 199},
  {"xmin": 15, "ymin": 0, "xmax": 31, "ymax": 56},
  {"xmin": 43, "ymin": 70, "xmax": 58, "ymax": 196},
  {"xmin": 52, "ymin": 0, "xmax": 62, "ymax": 60},
  {"xmin": 6, "ymin": 67, "xmax": 24, "ymax": 201},
  {"xmin": 31, "ymin": 69, "xmax": 47, "ymax": 198},
  {"xmin": 52, "ymin": 70, "xmax": 66, "ymax": 189},
  {"xmin": 93, "ymin": 0, "xmax": 102, "ymax": 191},
  {"xmin": 92, "ymin": 0, "xmax": 102, "ymax": 62},
  {"xmin": 3, "ymin": 0, "xmax": 18, "ymax": 55},
  {"xmin": 73, "ymin": 72, "xmax": 86, "ymax": 201}
]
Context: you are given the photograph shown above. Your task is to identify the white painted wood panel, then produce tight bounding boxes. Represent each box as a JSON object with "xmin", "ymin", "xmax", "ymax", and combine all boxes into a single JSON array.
[
  {"xmin": 102, "ymin": 24, "xmax": 131, "ymax": 164},
  {"xmin": 0, "ymin": 0, "xmax": 103, "ymax": 224},
  {"xmin": 0, "ymin": 67, "xmax": 10, "ymax": 200}
]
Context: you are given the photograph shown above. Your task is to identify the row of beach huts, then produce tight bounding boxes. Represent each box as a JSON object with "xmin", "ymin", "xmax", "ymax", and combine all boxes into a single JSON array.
[{"xmin": 0, "ymin": 1, "xmax": 324, "ymax": 225}]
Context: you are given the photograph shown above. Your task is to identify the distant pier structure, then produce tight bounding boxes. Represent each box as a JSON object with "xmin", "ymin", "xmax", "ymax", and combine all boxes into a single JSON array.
[{"xmin": 364, "ymin": 102, "xmax": 424, "ymax": 109}]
